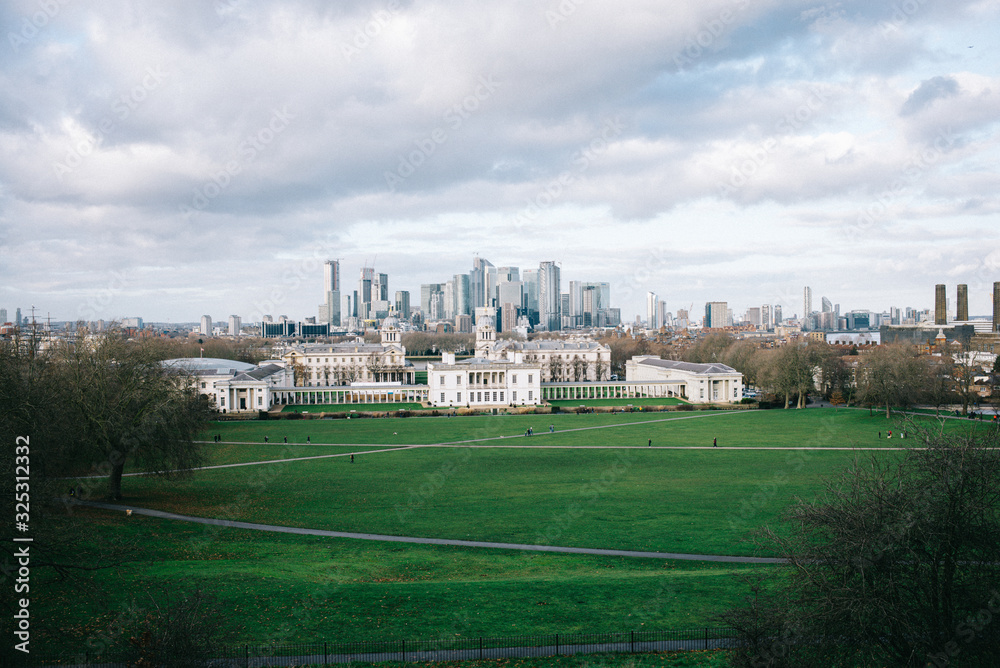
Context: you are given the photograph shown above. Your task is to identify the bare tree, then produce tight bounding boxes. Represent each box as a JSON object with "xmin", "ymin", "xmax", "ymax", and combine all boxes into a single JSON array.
[
  {"xmin": 857, "ymin": 344, "xmax": 929, "ymax": 417},
  {"xmin": 719, "ymin": 421, "xmax": 1000, "ymax": 667},
  {"xmin": 58, "ymin": 328, "xmax": 211, "ymax": 500}
]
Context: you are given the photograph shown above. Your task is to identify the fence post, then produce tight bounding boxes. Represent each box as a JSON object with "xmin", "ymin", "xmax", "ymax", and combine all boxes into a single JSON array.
[
  {"xmin": 479, "ymin": 637, "xmax": 483, "ymax": 661},
  {"xmin": 630, "ymin": 630, "xmax": 634, "ymax": 654},
  {"xmin": 245, "ymin": 643, "xmax": 249, "ymax": 668},
  {"xmin": 402, "ymin": 638, "xmax": 405, "ymax": 662},
  {"xmin": 324, "ymin": 640, "xmax": 328, "ymax": 666},
  {"xmin": 705, "ymin": 627, "xmax": 709, "ymax": 650},
  {"xmin": 555, "ymin": 633, "xmax": 559, "ymax": 656}
]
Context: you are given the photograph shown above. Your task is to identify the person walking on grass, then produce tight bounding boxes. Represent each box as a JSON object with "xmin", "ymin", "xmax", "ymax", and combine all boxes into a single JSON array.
[
  {"xmin": 350, "ymin": 454, "xmax": 354, "ymax": 463},
  {"xmin": 648, "ymin": 438, "xmax": 652, "ymax": 447},
  {"xmin": 713, "ymin": 438, "xmax": 717, "ymax": 447}
]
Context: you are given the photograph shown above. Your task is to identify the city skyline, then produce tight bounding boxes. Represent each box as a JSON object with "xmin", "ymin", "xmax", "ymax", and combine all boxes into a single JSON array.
[{"xmin": 2, "ymin": 2, "xmax": 999, "ymax": 322}]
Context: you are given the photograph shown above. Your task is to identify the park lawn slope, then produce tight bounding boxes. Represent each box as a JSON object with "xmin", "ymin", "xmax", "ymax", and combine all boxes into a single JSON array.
[
  {"xmin": 107, "ymin": 446, "xmax": 864, "ymax": 557},
  {"xmin": 33, "ymin": 508, "xmax": 759, "ymax": 658}
]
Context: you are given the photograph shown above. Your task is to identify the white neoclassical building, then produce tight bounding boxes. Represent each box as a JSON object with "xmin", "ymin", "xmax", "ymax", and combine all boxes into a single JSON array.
[
  {"xmin": 428, "ymin": 351, "xmax": 542, "ymax": 407},
  {"xmin": 163, "ymin": 357, "xmax": 293, "ymax": 413},
  {"xmin": 473, "ymin": 317, "xmax": 612, "ymax": 382},
  {"xmin": 280, "ymin": 317, "xmax": 415, "ymax": 386},
  {"xmin": 625, "ymin": 356, "xmax": 744, "ymax": 404}
]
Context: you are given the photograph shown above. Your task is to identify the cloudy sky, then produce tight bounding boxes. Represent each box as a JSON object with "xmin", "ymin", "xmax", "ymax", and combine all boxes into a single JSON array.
[{"xmin": 2, "ymin": 0, "xmax": 999, "ymax": 324}]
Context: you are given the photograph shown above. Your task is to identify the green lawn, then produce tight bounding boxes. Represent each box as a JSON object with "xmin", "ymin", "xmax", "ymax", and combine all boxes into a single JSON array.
[
  {"xmin": 43, "ymin": 409, "xmax": 989, "ymax": 660},
  {"xmin": 203, "ymin": 406, "xmax": 967, "ymax": 449},
  {"xmin": 549, "ymin": 398, "xmax": 689, "ymax": 407},
  {"xmin": 34, "ymin": 508, "xmax": 755, "ymax": 657},
  {"xmin": 281, "ymin": 402, "xmax": 426, "ymax": 413}
]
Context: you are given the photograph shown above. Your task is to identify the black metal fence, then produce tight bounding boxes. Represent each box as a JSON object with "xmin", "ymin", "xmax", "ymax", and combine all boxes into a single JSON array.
[{"xmin": 21, "ymin": 627, "xmax": 737, "ymax": 666}]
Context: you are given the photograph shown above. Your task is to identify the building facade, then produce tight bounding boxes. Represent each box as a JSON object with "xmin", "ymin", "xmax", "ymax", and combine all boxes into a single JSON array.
[{"xmin": 625, "ymin": 356, "xmax": 743, "ymax": 403}]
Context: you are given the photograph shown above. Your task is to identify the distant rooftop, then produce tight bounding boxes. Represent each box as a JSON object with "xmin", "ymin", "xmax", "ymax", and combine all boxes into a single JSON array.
[{"xmin": 162, "ymin": 357, "xmax": 256, "ymax": 375}]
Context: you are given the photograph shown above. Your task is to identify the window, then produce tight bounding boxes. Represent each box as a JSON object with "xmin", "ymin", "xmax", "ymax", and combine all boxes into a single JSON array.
[
  {"xmin": 493, "ymin": 392, "xmax": 498, "ymax": 402},
  {"xmin": 257, "ymin": 397, "xmax": 262, "ymax": 406},
  {"xmin": 440, "ymin": 375, "xmax": 445, "ymax": 385},
  {"xmin": 512, "ymin": 374, "xmax": 517, "ymax": 383},
  {"xmin": 457, "ymin": 392, "xmax": 462, "ymax": 402},
  {"xmin": 528, "ymin": 374, "xmax": 533, "ymax": 383},
  {"xmin": 201, "ymin": 382, "xmax": 206, "ymax": 389},
  {"xmin": 457, "ymin": 375, "xmax": 462, "ymax": 385},
  {"xmin": 500, "ymin": 391, "xmax": 505, "ymax": 402},
  {"xmin": 528, "ymin": 391, "xmax": 533, "ymax": 401},
  {"xmin": 512, "ymin": 391, "xmax": 517, "ymax": 401},
  {"xmin": 441, "ymin": 392, "xmax": 445, "ymax": 402}
]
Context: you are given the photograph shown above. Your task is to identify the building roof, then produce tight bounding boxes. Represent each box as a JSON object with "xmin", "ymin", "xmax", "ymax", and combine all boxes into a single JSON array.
[
  {"xmin": 162, "ymin": 357, "xmax": 256, "ymax": 375},
  {"xmin": 635, "ymin": 357, "xmax": 738, "ymax": 375},
  {"xmin": 491, "ymin": 339, "xmax": 607, "ymax": 352}
]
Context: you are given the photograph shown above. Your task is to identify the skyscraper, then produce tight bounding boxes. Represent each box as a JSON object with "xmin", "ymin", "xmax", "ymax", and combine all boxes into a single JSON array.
[
  {"xmin": 200, "ymin": 315, "xmax": 212, "ymax": 336},
  {"xmin": 394, "ymin": 291, "xmax": 410, "ymax": 318},
  {"xmin": 957, "ymin": 284, "xmax": 968, "ymax": 321},
  {"xmin": 803, "ymin": 287, "xmax": 812, "ymax": 317},
  {"xmin": 821, "ymin": 296, "xmax": 832, "ymax": 313},
  {"xmin": 470, "ymin": 256, "xmax": 494, "ymax": 310},
  {"xmin": 522, "ymin": 269, "xmax": 539, "ymax": 326},
  {"xmin": 318, "ymin": 259, "xmax": 341, "ymax": 326},
  {"xmin": 538, "ymin": 261, "xmax": 561, "ymax": 331},
  {"xmin": 647, "ymin": 291, "xmax": 659, "ymax": 328},
  {"xmin": 705, "ymin": 301, "xmax": 729, "ymax": 328},
  {"xmin": 358, "ymin": 267, "xmax": 374, "ymax": 319}
]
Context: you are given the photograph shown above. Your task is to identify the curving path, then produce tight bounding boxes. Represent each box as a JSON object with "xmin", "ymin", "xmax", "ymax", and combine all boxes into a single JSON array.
[{"xmin": 75, "ymin": 499, "xmax": 786, "ymax": 564}]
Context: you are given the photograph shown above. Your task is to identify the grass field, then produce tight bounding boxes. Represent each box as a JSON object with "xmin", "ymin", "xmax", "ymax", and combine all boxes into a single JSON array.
[
  {"xmin": 548, "ymin": 398, "xmax": 688, "ymax": 407},
  {"xmin": 42, "ymin": 408, "xmax": 988, "ymax": 659},
  {"xmin": 200, "ymin": 406, "xmax": 962, "ymax": 449},
  {"xmin": 280, "ymin": 402, "xmax": 426, "ymax": 413}
]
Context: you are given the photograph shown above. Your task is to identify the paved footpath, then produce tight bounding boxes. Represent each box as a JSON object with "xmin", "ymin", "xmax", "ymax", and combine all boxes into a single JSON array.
[{"xmin": 75, "ymin": 500, "xmax": 786, "ymax": 564}]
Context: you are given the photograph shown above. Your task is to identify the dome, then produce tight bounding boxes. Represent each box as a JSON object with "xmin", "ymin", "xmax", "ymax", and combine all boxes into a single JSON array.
[
  {"xmin": 477, "ymin": 314, "xmax": 496, "ymax": 330},
  {"xmin": 381, "ymin": 315, "xmax": 400, "ymax": 329},
  {"xmin": 161, "ymin": 357, "xmax": 256, "ymax": 375}
]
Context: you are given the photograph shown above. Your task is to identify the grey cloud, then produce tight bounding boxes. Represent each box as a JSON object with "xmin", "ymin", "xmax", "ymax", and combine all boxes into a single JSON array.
[{"xmin": 901, "ymin": 76, "xmax": 960, "ymax": 116}]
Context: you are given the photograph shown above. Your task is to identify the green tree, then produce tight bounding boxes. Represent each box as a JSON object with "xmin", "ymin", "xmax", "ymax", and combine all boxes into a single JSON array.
[
  {"xmin": 58, "ymin": 328, "xmax": 211, "ymax": 499},
  {"xmin": 720, "ymin": 422, "xmax": 1000, "ymax": 667}
]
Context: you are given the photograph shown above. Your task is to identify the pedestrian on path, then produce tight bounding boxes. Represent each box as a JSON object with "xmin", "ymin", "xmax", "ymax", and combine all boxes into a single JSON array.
[
  {"xmin": 648, "ymin": 438, "xmax": 651, "ymax": 447},
  {"xmin": 713, "ymin": 438, "xmax": 717, "ymax": 447},
  {"xmin": 284, "ymin": 436, "xmax": 288, "ymax": 443},
  {"xmin": 306, "ymin": 436, "xmax": 310, "ymax": 443},
  {"xmin": 264, "ymin": 436, "xmax": 268, "ymax": 443},
  {"xmin": 350, "ymin": 454, "xmax": 354, "ymax": 463}
]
